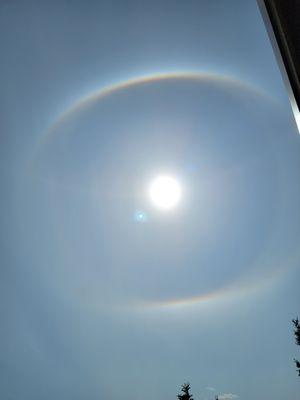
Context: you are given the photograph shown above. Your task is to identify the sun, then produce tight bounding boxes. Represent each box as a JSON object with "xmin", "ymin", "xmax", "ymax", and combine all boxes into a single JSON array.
[{"xmin": 149, "ymin": 175, "xmax": 182, "ymax": 210}]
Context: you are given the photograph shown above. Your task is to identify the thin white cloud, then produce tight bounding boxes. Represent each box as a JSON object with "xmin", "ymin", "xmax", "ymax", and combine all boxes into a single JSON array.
[
  {"xmin": 218, "ymin": 394, "xmax": 238, "ymax": 400},
  {"xmin": 205, "ymin": 387, "xmax": 216, "ymax": 392}
]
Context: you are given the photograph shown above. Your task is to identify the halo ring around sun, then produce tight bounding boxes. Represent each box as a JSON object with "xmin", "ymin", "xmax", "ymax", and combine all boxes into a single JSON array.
[
  {"xmin": 32, "ymin": 71, "xmax": 294, "ymax": 309},
  {"xmin": 37, "ymin": 71, "xmax": 274, "ymax": 147}
]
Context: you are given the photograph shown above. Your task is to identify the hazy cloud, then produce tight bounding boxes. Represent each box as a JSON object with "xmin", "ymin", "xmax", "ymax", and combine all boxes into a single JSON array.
[
  {"xmin": 205, "ymin": 387, "xmax": 216, "ymax": 392},
  {"xmin": 218, "ymin": 394, "xmax": 238, "ymax": 400}
]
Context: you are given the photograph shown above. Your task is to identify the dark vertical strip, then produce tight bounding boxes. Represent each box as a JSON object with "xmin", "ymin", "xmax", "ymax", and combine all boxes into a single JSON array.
[{"xmin": 257, "ymin": 0, "xmax": 300, "ymax": 132}]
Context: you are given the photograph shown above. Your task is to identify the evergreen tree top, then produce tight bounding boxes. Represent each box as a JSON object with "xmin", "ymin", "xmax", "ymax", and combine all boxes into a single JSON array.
[
  {"xmin": 177, "ymin": 383, "xmax": 193, "ymax": 400},
  {"xmin": 293, "ymin": 318, "xmax": 300, "ymax": 346}
]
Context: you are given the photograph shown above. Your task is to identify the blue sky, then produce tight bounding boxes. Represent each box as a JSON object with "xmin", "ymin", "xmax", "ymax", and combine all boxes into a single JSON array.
[{"xmin": 1, "ymin": 1, "xmax": 300, "ymax": 400}]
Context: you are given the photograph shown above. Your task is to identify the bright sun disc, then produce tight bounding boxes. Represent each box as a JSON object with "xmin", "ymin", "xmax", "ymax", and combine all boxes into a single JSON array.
[{"xmin": 149, "ymin": 176, "xmax": 181, "ymax": 210}]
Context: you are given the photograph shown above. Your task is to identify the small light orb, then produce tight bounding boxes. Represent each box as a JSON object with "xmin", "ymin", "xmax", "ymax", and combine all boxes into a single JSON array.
[
  {"xmin": 134, "ymin": 210, "xmax": 148, "ymax": 223},
  {"xmin": 149, "ymin": 176, "xmax": 181, "ymax": 210}
]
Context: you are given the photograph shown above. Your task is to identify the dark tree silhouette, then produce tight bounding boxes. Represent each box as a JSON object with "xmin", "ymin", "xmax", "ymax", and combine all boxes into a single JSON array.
[
  {"xmin": 177, "ymin": 383, "xmax": 193, "ymax": 400},
  {"xmin": 293, "ymin": 318, "xmax": 300, "ymax": 376}
]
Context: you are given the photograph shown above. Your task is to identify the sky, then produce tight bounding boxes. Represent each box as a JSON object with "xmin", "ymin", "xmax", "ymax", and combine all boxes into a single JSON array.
[{"xmin": 0, "ymin": 1, "xmax": 300, "ymax": 400}]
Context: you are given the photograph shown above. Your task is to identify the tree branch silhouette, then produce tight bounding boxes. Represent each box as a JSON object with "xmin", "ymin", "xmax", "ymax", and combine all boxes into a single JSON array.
[{"xmin": 292, "ymin": 318, "xmax": 300, "ymax": 376}]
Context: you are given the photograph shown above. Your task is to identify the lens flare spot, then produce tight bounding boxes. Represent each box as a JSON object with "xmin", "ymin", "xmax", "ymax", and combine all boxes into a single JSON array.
[{"xmin": 134, "ymin": 210, "xmax": 148, "ymax": 223}]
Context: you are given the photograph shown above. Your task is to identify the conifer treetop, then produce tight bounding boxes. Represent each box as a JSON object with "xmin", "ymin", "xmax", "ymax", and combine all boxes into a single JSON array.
[{"xmin": 177, "ymin": 383, "xmax": 193, "ymax": 400}]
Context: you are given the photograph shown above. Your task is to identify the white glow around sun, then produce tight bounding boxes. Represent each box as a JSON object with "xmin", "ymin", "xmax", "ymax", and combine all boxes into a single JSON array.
[{"xmin": 149, "ymin": 176, "xmax": 181, "ymax": 210}]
